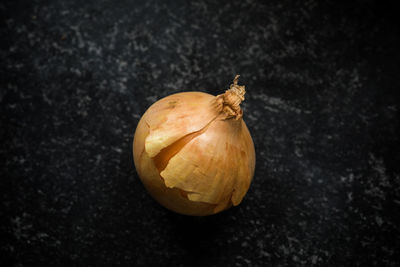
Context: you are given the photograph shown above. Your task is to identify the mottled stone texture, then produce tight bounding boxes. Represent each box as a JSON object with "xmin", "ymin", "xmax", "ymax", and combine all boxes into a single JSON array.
[{"xmin": 1, "ymin": 0, "xmax": 399, "ymax": 266}]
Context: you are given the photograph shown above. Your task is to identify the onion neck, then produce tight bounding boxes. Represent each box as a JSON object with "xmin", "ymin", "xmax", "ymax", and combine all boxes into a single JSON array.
[{"xmin": 216, "ymin": 75, "xmax": 246, "ymax": 120}]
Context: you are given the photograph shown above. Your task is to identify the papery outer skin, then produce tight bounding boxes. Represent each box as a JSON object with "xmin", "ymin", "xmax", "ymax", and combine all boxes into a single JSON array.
[
  {"xmin": 160, "ymin": 119, "xmax": 253, "ymax": 206},
  {"xmin": 133, "ymin": 91, "xmax": 255, "ymax": 216},
  {"xmin": 144, "ymin": 92, "xmax": 220, "ymax": 158}
]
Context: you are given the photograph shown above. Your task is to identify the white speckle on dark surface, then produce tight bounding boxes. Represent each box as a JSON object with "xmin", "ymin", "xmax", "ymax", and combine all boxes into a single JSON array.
[{"xmin": 1, "ymin": 0, "xmax": 400, "ymax": 266}]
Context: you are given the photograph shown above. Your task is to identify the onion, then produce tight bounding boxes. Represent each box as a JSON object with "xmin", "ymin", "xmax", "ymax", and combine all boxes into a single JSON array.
[{"xmin": 133, "ymin": 75, "xmax": 255, "ymax": 216}]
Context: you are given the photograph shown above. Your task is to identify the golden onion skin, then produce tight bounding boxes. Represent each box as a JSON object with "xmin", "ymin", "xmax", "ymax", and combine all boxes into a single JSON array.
[{"xmin": 133, "ymin": 79, "xmax": 255, "ymax": 216}]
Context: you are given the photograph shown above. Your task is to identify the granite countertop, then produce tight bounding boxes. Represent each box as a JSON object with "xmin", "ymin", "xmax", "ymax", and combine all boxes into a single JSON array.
[{"xmin": 1, "ymin": 0, "xmax": 399, "ymax": 266}]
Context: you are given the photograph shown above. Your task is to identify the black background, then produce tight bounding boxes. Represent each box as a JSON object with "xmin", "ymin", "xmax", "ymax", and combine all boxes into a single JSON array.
[{"xmin": 1, "ymin": 0, "xmax": 400, "ymax": 266}]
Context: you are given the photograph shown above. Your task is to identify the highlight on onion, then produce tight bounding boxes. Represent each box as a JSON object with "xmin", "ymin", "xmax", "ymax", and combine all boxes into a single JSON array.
[{"xmin": 133, "ymin": 75, "xmax": 256, "ymax": 216}]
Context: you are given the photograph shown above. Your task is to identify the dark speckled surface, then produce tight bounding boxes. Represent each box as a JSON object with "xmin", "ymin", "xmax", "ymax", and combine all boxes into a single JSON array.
[{"xmin": 1, "ymin": 0, "xmax": 400, "ymax": 266}]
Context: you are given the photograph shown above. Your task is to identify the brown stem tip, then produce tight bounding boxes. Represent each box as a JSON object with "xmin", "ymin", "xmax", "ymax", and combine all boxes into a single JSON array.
[{"xmin": 217, "ymin": 75, "xmax": 246, "ymax": 120}]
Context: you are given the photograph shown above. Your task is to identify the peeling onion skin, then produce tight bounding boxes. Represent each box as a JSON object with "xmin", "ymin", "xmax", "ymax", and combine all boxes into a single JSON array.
[{"xmin": 133, "ymin": 76, "xmax": 255, "ymax": 216}]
